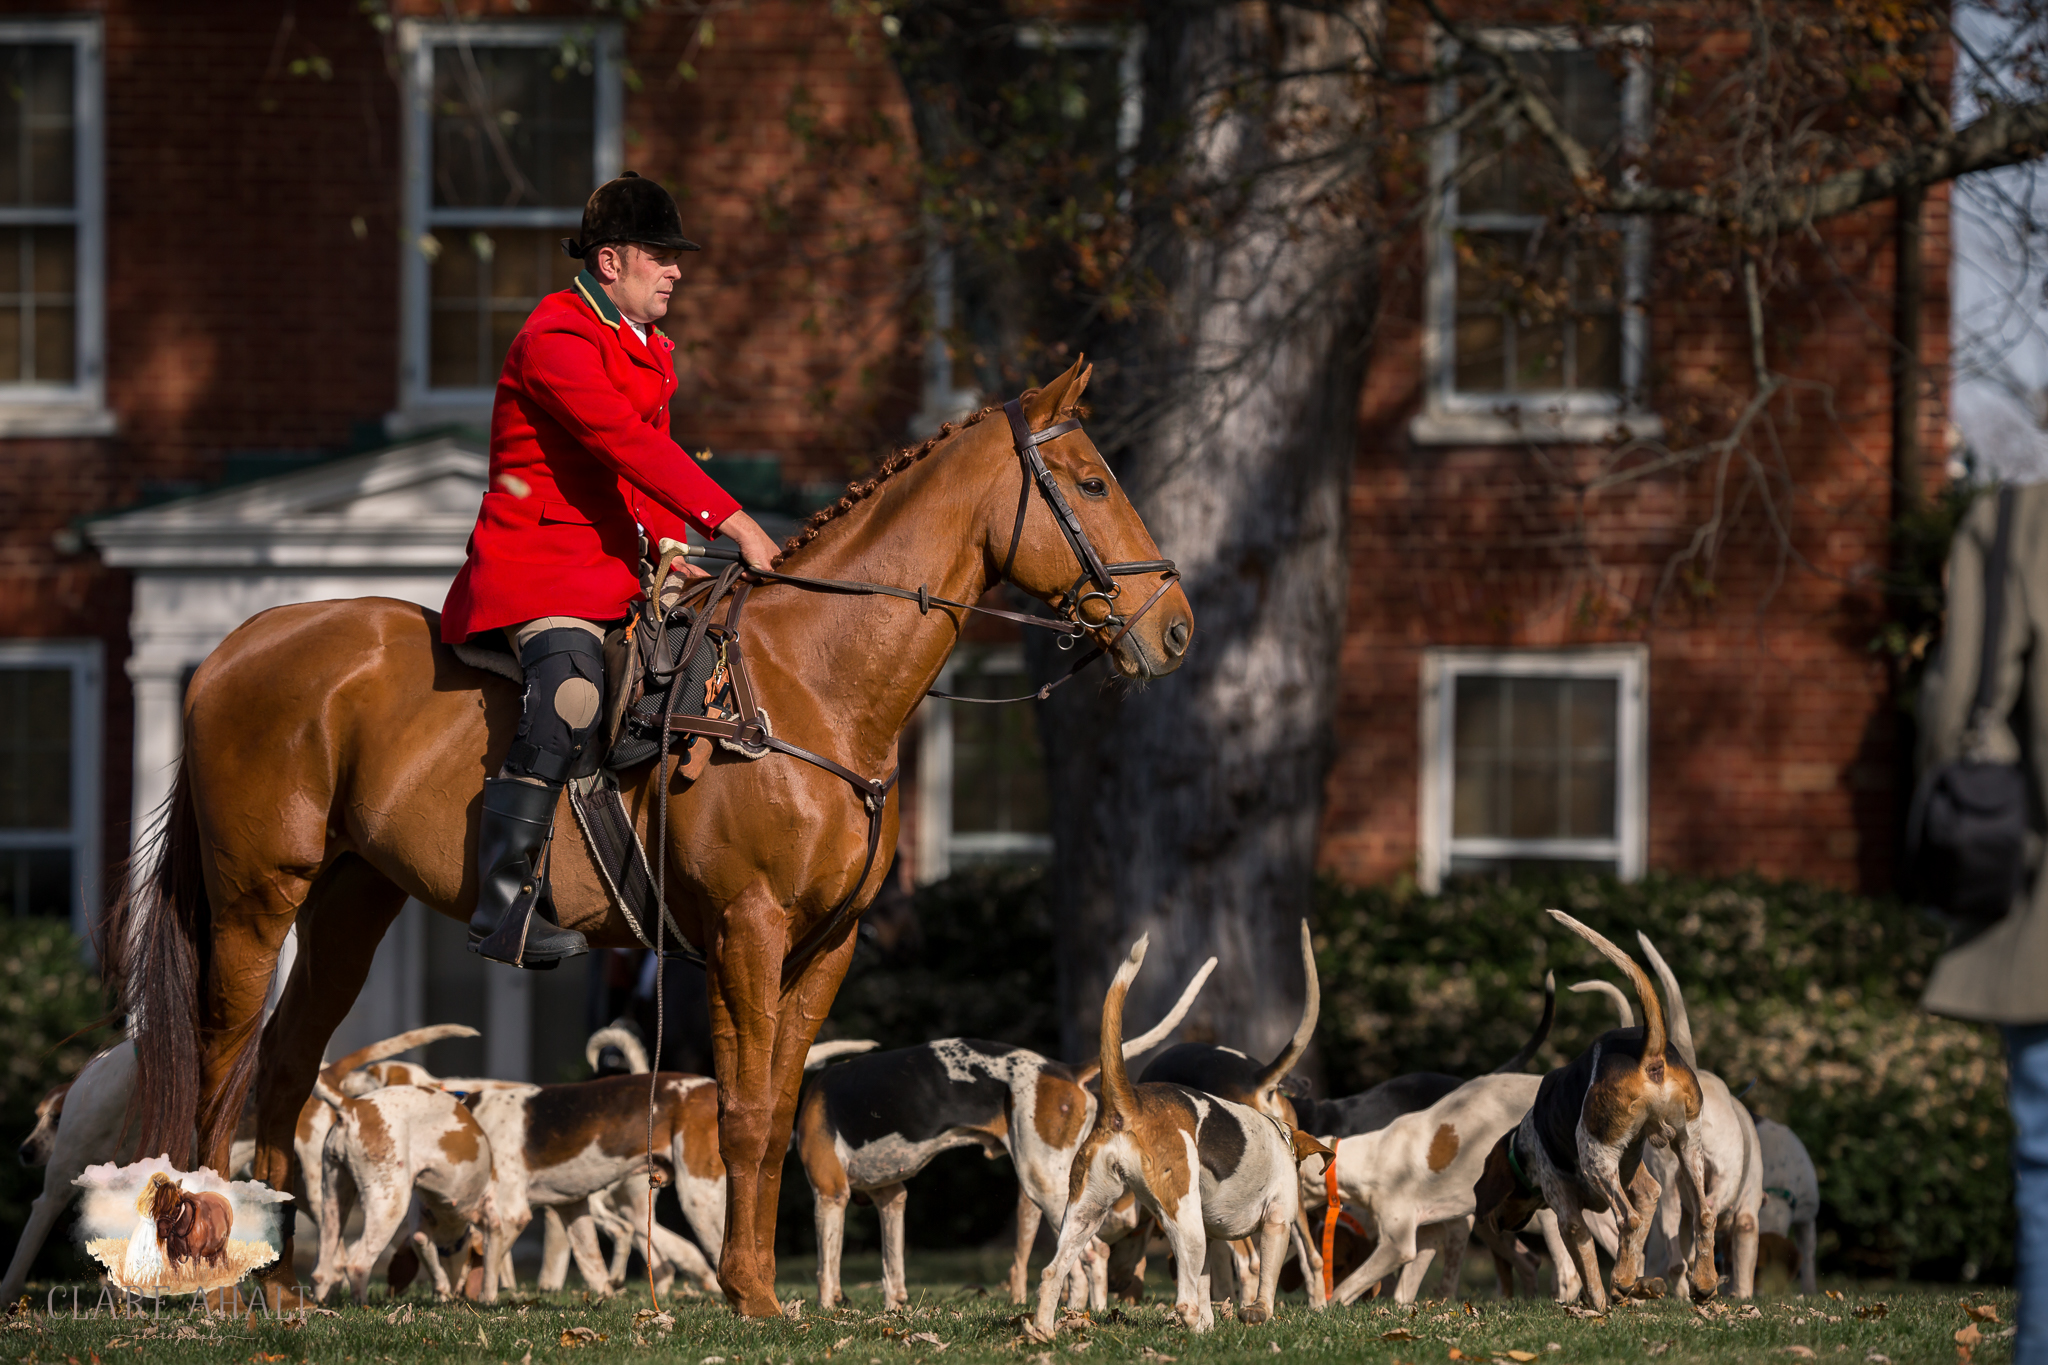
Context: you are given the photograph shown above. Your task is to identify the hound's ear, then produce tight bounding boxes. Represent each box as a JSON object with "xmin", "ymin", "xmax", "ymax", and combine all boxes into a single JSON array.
[
  {"xmin": 1021, "ymin": 356, "xmax": 1089, "ymax": 426},
  {"xmin": 1291, "ymin": 1128, "xmax": 1333, "ymax": 1162}
]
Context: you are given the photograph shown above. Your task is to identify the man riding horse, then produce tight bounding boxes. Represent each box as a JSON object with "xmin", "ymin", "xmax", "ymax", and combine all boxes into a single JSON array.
[{"xmin": 440, "ymin": 172, "xmax": 783, "ymax": 968}]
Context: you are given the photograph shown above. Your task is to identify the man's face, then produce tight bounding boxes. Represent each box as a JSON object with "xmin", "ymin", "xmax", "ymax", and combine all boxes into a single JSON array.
[{"xmin": 596, "ymin": 243, "xmax": 684, "ymax": 325}]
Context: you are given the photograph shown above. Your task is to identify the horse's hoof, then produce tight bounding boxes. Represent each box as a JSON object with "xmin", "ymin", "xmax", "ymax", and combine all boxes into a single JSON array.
[{"xmin": 1022, "ymin": 1318, "xmax": 1058, "ymax": 1344}]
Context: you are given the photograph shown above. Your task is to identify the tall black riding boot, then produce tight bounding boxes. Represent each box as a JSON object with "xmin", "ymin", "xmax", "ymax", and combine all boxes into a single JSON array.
[{"xmin": 468, "ymin": 776, "xmax": 589, "ymax": 969}]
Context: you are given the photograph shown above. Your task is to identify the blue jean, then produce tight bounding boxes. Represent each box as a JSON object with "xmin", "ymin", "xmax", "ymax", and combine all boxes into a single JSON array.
[{"xmin": 2007, "ymin": 1024, "xmax": 2048, "ymax": 1365}]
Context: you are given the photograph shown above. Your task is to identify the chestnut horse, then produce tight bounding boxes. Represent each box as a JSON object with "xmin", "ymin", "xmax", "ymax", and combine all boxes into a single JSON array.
[{"xmin": 112, "ymin": 360, "xmax": 1191, "ymax": 1315}]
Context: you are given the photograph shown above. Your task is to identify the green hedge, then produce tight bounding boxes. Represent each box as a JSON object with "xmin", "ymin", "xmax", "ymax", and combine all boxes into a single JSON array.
[
  {"xmin": 1315, "ymin": 871, "xmax": 2011, "ymax": 1280},
  {"xmin": 0, "ymin": 917, "xmax": 119, "ymax": 1283}
]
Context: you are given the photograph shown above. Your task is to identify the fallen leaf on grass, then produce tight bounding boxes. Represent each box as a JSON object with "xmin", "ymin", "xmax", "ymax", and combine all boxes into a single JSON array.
[
  {"xmin": 1956, "ymin": 1324, "xmax": 1983, "ymax": 1348},
  {"xmin": 834, "ymin": 1336, "xmax": 856, "ymax": 1352},
  {"xmin": 906, "ymin": 1332, "xmax": 948, "ymax": 1351},
  {"xmin": 701, "ymin": 1356, "xmax": 727, "ymax": 1364},
  {"xmin": 558, "ymin": 1326, "xmax": 607, "ymax": 1348},
  {"xmin": 1866, "ymin": 1355, "xmax": 1891, "ymax": 1364},
  {"xmin": 1826, "ymin": 1290, "xmax": 1844, "ymax": 1301},
  {"xmin": 1268, "ymin": 1343, "xmax": 1281, "ymax": 1355},
  {"xmin": 1855, "ymin": 1304, "xmax": 1890, "ymax": 1321},
  {"xmin": 1380, "ymin": 1329, "xmax": 1417, "ymax": 1341},
  {"xmin": 1964, "ymin": 1304, "xmax": 2000, "ymax": 1324},
  {"xmin": 1137, "ymin": 1351, "xmax": 1175, "ymax": 1362},
  {"xmin": 634, "ymin": 1310, "xmax": 675, "ymax": 1335},
  {"xmin": 1562, "ymin": 1306, "xmax": 1606, "ymax": 1321},
  {"xmin": 1647, "ymin": 1344, "xmax": 1670, "ymax": 1358},
  {"xmin": 1779, "ymin": 1348, "xmax": 1816, "ymax": 1359},
  {"xmin": 384, "ymin": 1304, "xmax": 414, "ymax": 1327},
  {"xmin": 1503, "ymin": 1353, "xmax": 1540, "ymax": 1362}
]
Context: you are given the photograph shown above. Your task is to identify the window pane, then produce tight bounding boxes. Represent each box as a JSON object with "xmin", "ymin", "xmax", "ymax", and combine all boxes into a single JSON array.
[
  {"xmin": 1517, "ymin": 318, "xmax": 1566, "ymax": 390},
  {"xmin": 1450, "ymin": 46, "xmax": 1629, "ymax": 398},
  {"xmin": 0, "ymin": 667, "xmax": 71, "ymax": 828},
  {"xmin": 1451, "ymin": 673, "xmax": 1618, "ymax": 842},
  {"xmin": 429, "ymin": 228, "xmax": 580, "ymax": 389},
  {"xmin": 432, "ymin": 45, "xmax": 594, "ymax": 208},
  {"xmin": 0, "ymin": 225, "xmax": 79, "ymax": 385},
  {"xmin": 0, "ymin": 45, "xmax": 74, "ymax": 208},
  {"xmin": 948, "ymin": 662, "xmax": 1049, "ymax": 837},
  {"xmin": 0, "ymin": 846, "xmax": 72, "ymax": 916},
  {"xmin": 1460, "ymin": 50, "xmax": 1620, "ymax": 216}
]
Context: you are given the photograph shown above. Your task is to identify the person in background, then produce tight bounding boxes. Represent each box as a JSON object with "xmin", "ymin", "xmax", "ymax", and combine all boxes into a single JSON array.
[{"xmin": 1919, "ymin": 481, "xmax": 2048, "ymax": 1360}]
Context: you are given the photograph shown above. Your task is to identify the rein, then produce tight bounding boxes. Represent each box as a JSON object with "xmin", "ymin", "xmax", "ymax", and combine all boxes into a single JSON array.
[
  {"xmin": 645, "ymin": 402, "xmax": 1179, "ymax": 984},
  {"xmin": 679, "ymin": 399, "xmax": 1180, "ymax": 704}
]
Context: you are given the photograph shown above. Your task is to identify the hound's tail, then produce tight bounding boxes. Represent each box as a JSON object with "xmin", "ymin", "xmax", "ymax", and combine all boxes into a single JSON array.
[
  {"xmin": 1073, "ymin": 955, "xmax": 1215, "ymax": 1084},
  {"xmin": 1546, "ymin": 909, "xmax": 1666, "ymax": 1064},
  {"xmin": 1570, "ymin": 978, "xmax": 1634, "ymax": 1029},
  {"xmin": 106, "ymin": 763, "xmax": 211, "ymax": 1165},
  {"xmin": 1489, "ymin": 971, "xmax": 1557, "ymax": 1073},
  {"xmin": 1249, "ymin": 920, "xmax": 1320, "ymax": 1106},
  {"xmin": 584, "ymin": 1024, "xmax": 650, "ymax": 1076},
  {"xmin": 1635, "ymin": 932, "xmax": 1698, "ymax": 1070},
  {"xmin": 320, "ymin": 1024, "xmax": 480, "ymax": 1089},
  {"xmin": 803, "ymin": 1039, "xmax": 880, "ymax": 1072},
  {"xmin": 1099, "ymin": 935, "xmax": 1149, "ymax": 1122}
]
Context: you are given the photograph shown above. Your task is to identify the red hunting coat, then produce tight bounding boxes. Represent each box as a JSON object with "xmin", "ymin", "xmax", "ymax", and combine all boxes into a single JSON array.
[{"xmin": 440, "ymin": 272, "xmax": 742, "ymax": 642}]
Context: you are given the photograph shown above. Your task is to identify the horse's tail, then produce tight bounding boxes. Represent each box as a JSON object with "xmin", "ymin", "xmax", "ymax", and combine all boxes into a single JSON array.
[
  {"xmin": 109, "ymin": 763, "xmax": 214, "ymax": 1165},
  {"xmin": 1098, "ymin": 935, "xmax": 1148, "ymax": 1124}
]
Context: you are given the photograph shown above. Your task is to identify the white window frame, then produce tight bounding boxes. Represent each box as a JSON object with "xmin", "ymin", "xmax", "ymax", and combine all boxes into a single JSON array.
[
  {"xmin": 911, "ymin": 23, "xmax": 1143, "ymax": 437},
  {"xmin": 390, "ymin": 19, "xmax": 622, "ymax": 436},
  {"xmin": 0, "ymin": 638, "xmax": 102, "ymax": 940},
  {"xmin": 916, "ymin": 644, "xmax": 1054, "ymax": 881},
  {"xmin": 1417, "ymin": 645, "xmax": 1646, "ymax": 892},
  {"xmin": 1412, "ymin": 26, "xmax": 1660, "ymax": 446},
  {"xmin": 0, "ymin": 19, "xmax": 108, "ymax": 438}
]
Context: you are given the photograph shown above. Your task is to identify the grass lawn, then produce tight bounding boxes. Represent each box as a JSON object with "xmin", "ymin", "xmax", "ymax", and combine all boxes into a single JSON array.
[{"xmin": 8, "ymin": 1254, "xmax": 2017, "ymax": 1365}]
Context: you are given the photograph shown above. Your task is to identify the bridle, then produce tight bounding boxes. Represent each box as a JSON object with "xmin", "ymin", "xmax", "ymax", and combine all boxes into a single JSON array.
[
  {"xmin": 990, "ymin": 398, "xmax": 1180, "ymax": 675},
  {"xmin": 682, "ymin": 397, "xmax": 1182, "ymax": 701}
]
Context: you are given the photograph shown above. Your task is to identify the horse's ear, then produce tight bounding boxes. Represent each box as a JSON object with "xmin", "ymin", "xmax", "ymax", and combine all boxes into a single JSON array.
[{"xmin": 1023, "ymin": 355, "xmax": 1089, "ymax": 425}]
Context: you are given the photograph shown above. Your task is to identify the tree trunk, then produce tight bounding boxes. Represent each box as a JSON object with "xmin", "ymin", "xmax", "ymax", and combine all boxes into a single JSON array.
[{"xmin": 1040, "ymin": 0, "xmax": 1381, "ymax": 1066}]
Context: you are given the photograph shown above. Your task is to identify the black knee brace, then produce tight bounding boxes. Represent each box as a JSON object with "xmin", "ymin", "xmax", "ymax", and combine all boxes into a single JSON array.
[{"xmin": 504, "ymin": 627, "xmax": 606, "ymax": 784}]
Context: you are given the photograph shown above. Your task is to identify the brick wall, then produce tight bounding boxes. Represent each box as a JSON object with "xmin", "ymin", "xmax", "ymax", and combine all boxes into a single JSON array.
[{"xmin": 1320, "ymin": 156, "xmax": 1951, "ymax": 894}]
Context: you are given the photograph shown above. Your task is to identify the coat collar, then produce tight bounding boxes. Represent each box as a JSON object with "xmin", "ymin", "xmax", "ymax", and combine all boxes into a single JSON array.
[
  {"xmin": 572, "ymin": 269, "xmax": 673, "ymax": 370},
  {"xmin": 574, "ymin": 269, "xmax": 625, "ymax": 329}
]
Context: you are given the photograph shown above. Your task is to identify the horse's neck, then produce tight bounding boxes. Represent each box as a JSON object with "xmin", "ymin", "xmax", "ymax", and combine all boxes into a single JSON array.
[{"xmin": 741, "ymin": 437, "xmax": 999, "ymax": 764}]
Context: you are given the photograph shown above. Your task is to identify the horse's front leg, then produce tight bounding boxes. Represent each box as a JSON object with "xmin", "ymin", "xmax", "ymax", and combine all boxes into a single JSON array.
[
  {"xmin": 249, "ymin": 859, "xmax": 406, "ymax": 1304},
  {"xmin": 707, "ymin": 885, "xmax": 859, "ymax": 1315}
]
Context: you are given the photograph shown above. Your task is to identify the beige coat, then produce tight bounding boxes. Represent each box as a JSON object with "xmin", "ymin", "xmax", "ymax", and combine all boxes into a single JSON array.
[{"xmin": 1920, "ymin": 482, "xmax": 2048, "ymax": 1024}]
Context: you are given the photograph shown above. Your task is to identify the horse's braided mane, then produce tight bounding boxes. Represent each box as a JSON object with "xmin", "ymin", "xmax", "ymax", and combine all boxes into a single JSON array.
[{"xmin": 776, "ymin": 388, "xmax": 1047, "ymax": 560}]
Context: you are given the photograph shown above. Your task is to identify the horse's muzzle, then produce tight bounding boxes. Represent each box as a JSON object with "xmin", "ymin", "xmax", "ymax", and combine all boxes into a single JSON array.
[{"xmin": 1111, "ymin": 605, "xmax": 1192, "ymax": 680}]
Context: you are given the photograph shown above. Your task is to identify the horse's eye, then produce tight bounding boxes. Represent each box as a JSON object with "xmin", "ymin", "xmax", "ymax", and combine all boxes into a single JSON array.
[{"xmin": 1078, "ymin": 478, "xmax": 1108, "ymax": 498}]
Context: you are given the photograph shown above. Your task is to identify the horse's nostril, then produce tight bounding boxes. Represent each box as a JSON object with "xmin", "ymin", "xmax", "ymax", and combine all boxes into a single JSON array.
[{"xmin": 1165, "ymin": 617, "xmax": 1191, "ymax": 657}]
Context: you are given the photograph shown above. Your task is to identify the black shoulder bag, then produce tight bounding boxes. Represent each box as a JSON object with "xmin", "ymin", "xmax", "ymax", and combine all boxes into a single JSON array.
[{"xmin": 1907, "ymin": 484, "xmax": 2032, "ymax": 926}]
